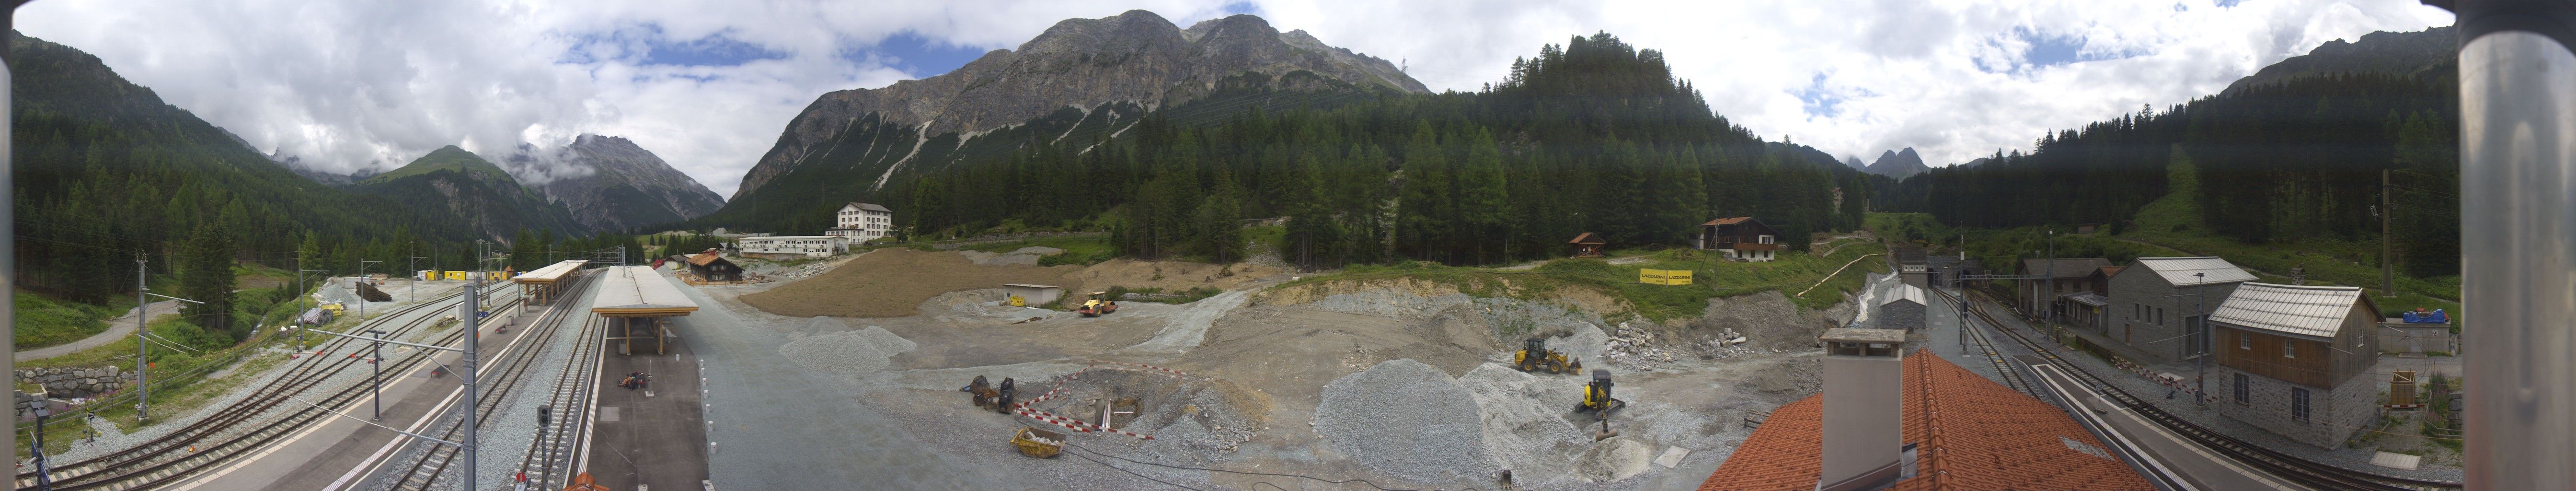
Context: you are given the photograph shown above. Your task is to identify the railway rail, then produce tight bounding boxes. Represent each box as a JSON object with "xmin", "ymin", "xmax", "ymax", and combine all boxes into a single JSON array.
[
  {"xmin": 16, "ymin": 282, "xmax": 522, "ymax": 491},
  {"xmin": 508, "ymin": 287, "xmax": 607, "ymax": 490},
  {"xmin": 378, "ymin": 274, "xmax": 602, "ymax": 491},
  {"xmin": 1935, "ymin": 287, "xmax": 2461, "ymax": 491}
]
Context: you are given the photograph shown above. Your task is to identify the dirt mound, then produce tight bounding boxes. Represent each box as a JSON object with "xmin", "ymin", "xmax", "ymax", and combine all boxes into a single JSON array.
[
  {"xmin": 1068, "ymin": 258, "xmax": 1277, "ymax": 292},
  {"xmin": 739, "ymin": 248, "xmax": 1081, "ymax": 318}
]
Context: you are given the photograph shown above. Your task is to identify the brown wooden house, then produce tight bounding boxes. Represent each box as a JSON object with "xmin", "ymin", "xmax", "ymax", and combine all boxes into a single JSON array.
[
  {"xmin": 1697, "ymin": 217, "xmax": 1782, "ymax": 262},
  {"xmin": 685, "ymin": 249, "xmax": 742, "ymax": 282},
  {"xmin": 2206, "ymin": 282, "xmax": 2381, "ymax": 449},
  {"xmin": 1567, "ymin": 233, "xmax": 1606, "ymax": 257}
]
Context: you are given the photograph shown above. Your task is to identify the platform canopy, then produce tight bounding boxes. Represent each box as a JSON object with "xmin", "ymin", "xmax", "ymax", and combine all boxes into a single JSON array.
[
  {"xmin": 514, "ymin": 260, "xmax": 591, "ymax": 284},
  {"xmin": 592, "ymin": 265, "xmax": 698, "ymax": 317}
]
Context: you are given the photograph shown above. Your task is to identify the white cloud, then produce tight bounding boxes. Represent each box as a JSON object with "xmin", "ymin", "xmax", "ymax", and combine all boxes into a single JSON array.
[
  {"xmin": 18, "ymin": 0, "xmax": 2452, "ymax": 198},
  {"xmin": 1257, "ymin": 0, "xmax": 2454, "ymax": 166}
]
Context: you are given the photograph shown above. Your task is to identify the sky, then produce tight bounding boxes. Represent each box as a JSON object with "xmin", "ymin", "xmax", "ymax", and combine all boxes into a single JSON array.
[{"xmin": 17, "ymin": 0, "xmax": 2452, "ymax": 196}]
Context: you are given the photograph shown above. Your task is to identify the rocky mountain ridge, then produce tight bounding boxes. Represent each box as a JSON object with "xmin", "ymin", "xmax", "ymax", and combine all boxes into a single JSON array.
[
  {"xmin": 1866, "ymin": 147, "xmax": 1930, "ymax": 179},
  {"xmin": 732, "ymin": 10, "xmax": 1428, "ymax": 199},
  {"xmin": 524, "ymin": 135, "xmax": 728, "ymax": 232}
]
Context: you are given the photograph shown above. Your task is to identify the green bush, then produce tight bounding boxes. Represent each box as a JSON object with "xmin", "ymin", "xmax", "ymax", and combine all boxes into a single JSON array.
[{"xmin": 13, "ymin": 293, "xmax": 118, "ymax": 349}]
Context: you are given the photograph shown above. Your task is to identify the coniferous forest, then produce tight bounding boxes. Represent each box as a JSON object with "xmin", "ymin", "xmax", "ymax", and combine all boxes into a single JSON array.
[
  {"xmin": 1875, "ymin": 69, "xmax": 2461, "ymax": 277},
  {"xmin": 891, "ymin": 33, "xmax": 1873, "ymax": 268}
]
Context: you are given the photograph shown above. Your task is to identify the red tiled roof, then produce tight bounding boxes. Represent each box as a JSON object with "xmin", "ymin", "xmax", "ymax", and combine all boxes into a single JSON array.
[{"xmin": 1697, "ymin": 351, "xmax": 2153, "ymax": 491}]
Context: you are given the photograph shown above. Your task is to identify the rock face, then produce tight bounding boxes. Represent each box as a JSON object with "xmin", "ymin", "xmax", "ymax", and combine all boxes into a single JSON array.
[
  {"xmin": 732, "ymin": 10, "xmax": 1428, "ymax": 199},
  {"xmin": 1866, "ymin": 147, "xmax": 1931, "ymax": 179},
  {"xmin": 528, "ymin": 135, "xmax": 725, "ymax": 232},
  {"xmin": 348, "ymin": 146, "xmax": 589, "ymax": 238}
]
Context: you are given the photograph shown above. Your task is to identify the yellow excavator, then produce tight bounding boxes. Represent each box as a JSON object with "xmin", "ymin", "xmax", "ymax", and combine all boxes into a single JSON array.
[
  {"xmin": 1576, "ymin": 369, "xmax": 1627, "ymax": 419},
  {"xmin": 1514, "ymin": 338, "xmax": 1580, "ymax": 374}
]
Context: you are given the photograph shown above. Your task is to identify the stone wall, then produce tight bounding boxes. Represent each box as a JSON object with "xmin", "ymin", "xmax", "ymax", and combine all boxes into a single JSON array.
[
  {"xmin": 2210, "ymin": 364, "xmax": 2380, "ymax": 449},
  {"xmin": 15, "ymin": 366, "xmax": 131, "ymax": 399}
]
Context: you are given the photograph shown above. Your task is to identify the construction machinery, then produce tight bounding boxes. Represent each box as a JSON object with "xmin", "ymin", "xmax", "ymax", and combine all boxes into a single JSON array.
[
  {"xmin": 1011, "ymin": 427, "xmax": 1066, "ymax": 458},
  {"xmin": 1514, "ymin": 338, "xmax": 1581, "ymax": 374},
  {"xmin": 960, "ymin": 375, "xmax": 1016, "ymax": 414},
  {"xmin": 1576, "ymin": 369, "xmax": 1627, "ymax": 420},
  {"xmin": 1077, "ymin": 292, "xmax": 1120, "ymax": 317}
]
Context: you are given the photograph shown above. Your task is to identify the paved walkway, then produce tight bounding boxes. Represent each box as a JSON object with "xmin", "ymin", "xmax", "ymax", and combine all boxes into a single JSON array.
[{"xmin": 17, "ymin": 300, "xmax": 180, "ymax": 362}]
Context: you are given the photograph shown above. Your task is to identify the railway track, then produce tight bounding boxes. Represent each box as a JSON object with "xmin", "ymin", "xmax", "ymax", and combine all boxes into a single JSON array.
[
  {"xmin": 16, "ymin": 283, "xmax": 523, "ymax": 491},
  {"xmin": 378, "ymin": 274, "xmax": 602, "ymax": 491},
  {"xmin": 1945, "ymin": 297, "xmax": 2036, "ymax": 397},
  {"xmin": 509, "ymin": 286, "xmax": 608, "ymax": 490},
  {"xmin": 1936, "ymin": 287, "xmax": 2461, "ymax": 491}
]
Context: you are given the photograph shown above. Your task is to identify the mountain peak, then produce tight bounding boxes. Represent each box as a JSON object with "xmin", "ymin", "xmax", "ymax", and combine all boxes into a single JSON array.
[
  {"xmin": 539, "ymin": 135, "xmax": 726, "ymax": 231},
  {"xmin": 1866, "ymin": 147, "xmax": 1930, "ymax": 179},
  {"xmin": 732, "ymin": 11, "xmax": 1429, "ymax": 200}
]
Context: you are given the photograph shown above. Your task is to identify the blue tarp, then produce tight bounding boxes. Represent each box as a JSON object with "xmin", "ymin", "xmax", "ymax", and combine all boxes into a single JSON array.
[{"xmin": 2403, "ymin": 309, "xmax": 2449, "ymax": 324}]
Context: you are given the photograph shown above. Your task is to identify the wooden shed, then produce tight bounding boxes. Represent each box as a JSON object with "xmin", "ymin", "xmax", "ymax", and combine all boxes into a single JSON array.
[{"xmin": 1568, "ymin": 233, "xmax": 1606, "ymax": 258}]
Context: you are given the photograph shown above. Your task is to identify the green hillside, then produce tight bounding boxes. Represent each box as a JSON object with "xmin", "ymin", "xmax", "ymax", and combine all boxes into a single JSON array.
[{"xmin": 356, "ymin": 145, "xmax": 514, "ymax": 185}]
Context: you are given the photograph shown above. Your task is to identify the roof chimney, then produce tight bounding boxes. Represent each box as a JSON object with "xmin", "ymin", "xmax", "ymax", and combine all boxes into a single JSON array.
[{"xmin": 1818, "ymin": 328, "xmax": 1907, "ymax": 491}]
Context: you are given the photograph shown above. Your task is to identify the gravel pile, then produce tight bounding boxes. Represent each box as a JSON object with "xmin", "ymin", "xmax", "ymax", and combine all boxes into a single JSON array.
[
  {"xmin": 1314, "ymin": 359, "xmax": 1498, "ymax": 485},
  {"xmin": 1575, "ymin": 436, "xmax": 1656, "ymax": 482},
  {"xmin": 771, "ymin": 260, "xmax": 838, "ymax": 280},
  {"xmin": 1694, "ymin": 327, "xmax": 1763, "ymax": 359},
  {"xmin": 1457, "ymin": 363, "xmax": 1590, "ymax": 481},
  {"xmin": 779, "ymin": 321, "xmax": 916, "ymax": 373}
]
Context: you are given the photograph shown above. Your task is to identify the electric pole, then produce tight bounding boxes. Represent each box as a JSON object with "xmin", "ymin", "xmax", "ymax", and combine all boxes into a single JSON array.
[
  {"xmin": 133, "ymin": 255, "xmax": 203, "ymax": 423},
  {"xmin": 463, "ymin": 240, "xmax": 483, "ymax": 491},
  {"xmin": 296, "ymin": 262, "xmax": 328, "ymax": 348}
]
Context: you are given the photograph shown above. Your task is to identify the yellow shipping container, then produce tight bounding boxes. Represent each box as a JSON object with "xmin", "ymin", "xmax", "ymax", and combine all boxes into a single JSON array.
[{"xmin": 445, "ymin": 270, "xmax": 469, "ymax": 281}]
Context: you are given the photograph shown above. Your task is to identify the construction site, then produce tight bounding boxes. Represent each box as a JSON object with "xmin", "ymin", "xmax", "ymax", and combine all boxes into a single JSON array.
[{"xmin": 675, "ymin": 243, "xmax": 1862, "ymax": 491}]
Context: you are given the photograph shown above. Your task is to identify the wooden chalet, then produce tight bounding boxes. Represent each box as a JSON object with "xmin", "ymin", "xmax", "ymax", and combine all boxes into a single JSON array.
[
  {"xmin": 1698, "ymin": 217, "xmax": 1782, "ymax": 262},
  {"xmin": 1568, "ymin": 233, "xmax": 1606, "ymax": 258}
]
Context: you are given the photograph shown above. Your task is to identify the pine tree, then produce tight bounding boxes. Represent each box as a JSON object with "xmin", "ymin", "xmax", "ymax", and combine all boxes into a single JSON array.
[{"xmin": 178, "ymin": 222, "xmax": 237, "ymax": 339}]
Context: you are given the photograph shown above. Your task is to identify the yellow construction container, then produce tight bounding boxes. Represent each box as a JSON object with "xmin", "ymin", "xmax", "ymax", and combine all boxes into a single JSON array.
[{"xmin": 445, "ymin": 270, "xmax": 469, "ymax": 281}]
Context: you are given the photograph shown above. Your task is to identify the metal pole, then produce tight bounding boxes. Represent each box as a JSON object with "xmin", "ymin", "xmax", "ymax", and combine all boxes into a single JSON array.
[
  {"xmin": 2382, "ymin": 168, "xmax": 2396, "ymax": 297},
  {"xmin": 135, "ymin": 254, "xmax": 149, "ymax": 422},
  {"xmin": 368, "ymin": 329, "xmax": 385, "ymax": 420},
  {"xmin": 2449, "ymin": 0, "xmax": 2576, "ymax": 487},
  {"xmin": 33, "ymin": 406, "xmax": 51, "ymax": 491},
  {"xmin": 4, "ymin": 15, "xmax": 21, "ymax": 464},
  {"xmin": 465, "ymin": 253, "xmax": 481, "ymax": 491},
  {"xmin": 2194, "ymin": 273, "xmax": 2206, "ymax": 409}
]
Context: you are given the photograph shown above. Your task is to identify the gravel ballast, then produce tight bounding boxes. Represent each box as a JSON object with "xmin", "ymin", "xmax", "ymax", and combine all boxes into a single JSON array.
[
  {"xmin": 1457, "ymin": 363, "xmax": 1591, "ymax": 482},
  {"xmin": 1313, "ymin": 358, "xmax": 1498, "ymax": 485}
]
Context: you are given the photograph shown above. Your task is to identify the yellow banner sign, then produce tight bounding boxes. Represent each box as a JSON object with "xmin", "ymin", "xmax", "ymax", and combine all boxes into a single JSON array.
[{"xmin": 1639, "ymin": 269, "xmax": 1693, "ymax": 286}]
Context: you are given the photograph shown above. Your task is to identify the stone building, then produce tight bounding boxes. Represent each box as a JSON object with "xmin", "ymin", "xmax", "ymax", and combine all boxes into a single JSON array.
[
  {"xmin": 2105, "ymin": 257, "xmax": 2255, "ymax": 363},
  {"xmin": 2205, "ymin": 283, "xmax": 2383, "ymax": 449}
]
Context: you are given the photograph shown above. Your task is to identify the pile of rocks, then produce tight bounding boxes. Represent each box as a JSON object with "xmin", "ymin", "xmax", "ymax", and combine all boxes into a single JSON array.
[
  {"xmin": 15, "ymin": 366, "xmax": 129, "ymax": 399},
  {"xmin": 773, "ymin": 261, "xmax": 836, "ymax": 280},
  {"xmin": 1697, "ymin": 327, "xmax": 1760, "ymax": 359},
  {"xmin": 1603, "ymin": 322, "xmax": 1679, "ymax": 370}
]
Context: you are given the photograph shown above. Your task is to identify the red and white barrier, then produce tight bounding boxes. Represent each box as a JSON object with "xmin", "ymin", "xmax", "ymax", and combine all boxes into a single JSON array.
[{"xmin": 997, "ymin": 360, "xmax": 1216, "ymax": 441}]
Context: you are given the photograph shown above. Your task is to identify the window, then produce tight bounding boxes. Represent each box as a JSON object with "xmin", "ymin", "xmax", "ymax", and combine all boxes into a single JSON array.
[
  {"xmin": 2240, "ymin": 333, "xmax": 2252, "ymax": 350},
  {"xmin": 2233, "ymin": 374, "xmax": 2249, "ymax": 406},
  {"xmin": 2290, "ymin": 388, "xmax": 2311, "ymax": 422},
  {"xmin": 2283, "ymin": 342, "xmax": 2295, "ymax": 359}
]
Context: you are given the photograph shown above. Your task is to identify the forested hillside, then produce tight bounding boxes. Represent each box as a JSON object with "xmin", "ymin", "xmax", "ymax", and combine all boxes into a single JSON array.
[
  {"xmin": 11, "ymin": 32, "xmax": 646, "ymax": 346},
  {"xmin": 892, "ymin": 33, "xmax": 1871, "ymax": 267},
  {"xmin": 1874, "ymin": 32, "xmax": 2459, "ymax": 277}
]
